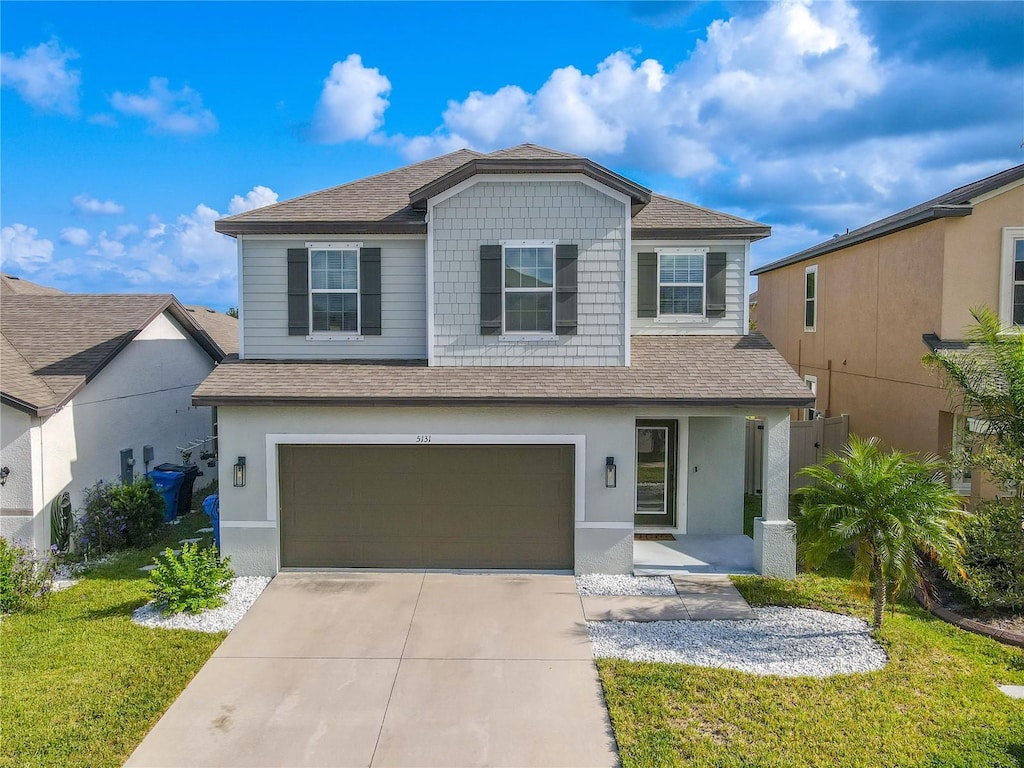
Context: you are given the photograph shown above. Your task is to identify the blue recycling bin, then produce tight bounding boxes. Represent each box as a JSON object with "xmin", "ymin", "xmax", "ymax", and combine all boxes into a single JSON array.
[
  {"xmin": 148, "ymin": 470, "xmax": 185, "ymax": 523},
  {"xmin": 202, "ymin": 493, "xmax": 221, "ymax": 552}
]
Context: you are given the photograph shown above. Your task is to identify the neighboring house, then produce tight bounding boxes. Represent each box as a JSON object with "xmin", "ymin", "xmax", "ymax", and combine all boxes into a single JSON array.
[
  {"xmin": 0, "ymin": 276, "xmax": 235, "ymax": 550},
  {"xmin": 753, "ymin": 164, "xmax": 1024, "ymax": 497},
  {"xmin": 196, "ymin": 144, "xmax": 812, "ymax": 577}
]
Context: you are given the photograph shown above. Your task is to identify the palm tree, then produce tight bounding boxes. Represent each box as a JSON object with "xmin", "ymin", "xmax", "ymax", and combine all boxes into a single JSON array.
[
  {"xmin": 796, "ymin": 435, "xmax": 971, "ymax": 628},
  {"xmin": 923, "ymin": 305, "xmax": 1024, "ymax": 494}
]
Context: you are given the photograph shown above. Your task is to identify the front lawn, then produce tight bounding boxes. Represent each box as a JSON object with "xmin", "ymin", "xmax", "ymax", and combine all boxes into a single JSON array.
[
  {"xmin": 599, "ymin": 555, "xmax": 1024, "ymax": 768},
  {"xmin": 1, "ymin": 513, "xmax": 224, "ymax": 768}
]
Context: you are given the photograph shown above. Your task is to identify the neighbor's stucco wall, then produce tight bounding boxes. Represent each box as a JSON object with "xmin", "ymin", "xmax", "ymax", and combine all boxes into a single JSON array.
[
  {"xmin": 431, "ymin": 179, "xmax": 627, "ymax": 366},
  {"xmin": 941, "ymin": 182, "xmax": 1024, "ymax": 339},
  {"xmin": 631, "ymin": 241, "xmax": 749, "ymax": 336},
  {"xmin": 0, "ymin": 404, "xmax": 36, "ymax": 545},
  {"xmin": 1, "ymin": 311, "xmax": 219, "ymax": 550},
  {"xmin": 240, "ymin": 237, "xmax": 427, "ymax": 360},
  {"xmin": 214, "ymin": 404, "xmax": 756, "ymax": 576},
  {"xmin": 685, "ymin": 416, "xmax": 746, "ymax": 534},
  {"xmin": 757, "ymin": 220, "xmax": 949, "ymax": 457}
]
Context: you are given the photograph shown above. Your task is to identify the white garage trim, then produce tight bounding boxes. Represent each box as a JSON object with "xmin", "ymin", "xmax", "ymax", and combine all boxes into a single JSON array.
[
  {"xmin": 575, "ymin": 521, "xmax": 633, "ymax": 529},
  {"xmin": 265, "ymin": 433, "xmax": 587, "ymax": 532}
]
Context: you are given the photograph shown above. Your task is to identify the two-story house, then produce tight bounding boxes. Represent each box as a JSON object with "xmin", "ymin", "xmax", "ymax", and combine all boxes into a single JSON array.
[
  {"xmin": 195, "ymin": 145, "xmax": 812, "ymax": 577},
  {"xmin": 753, "ymin": 164, "xmax": 1024, "ymax": 498}
]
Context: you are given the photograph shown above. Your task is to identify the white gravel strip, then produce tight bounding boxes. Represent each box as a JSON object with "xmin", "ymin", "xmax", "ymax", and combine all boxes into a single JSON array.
[
  {"xmin": 132, "ymin": 577, "xmax": 271, "ymax": 633},
  {"xmin": 576, "ymin": 574, "xmax": 677, "ymax": 596},
  {"xmin": 588, "ymin": 607, "xmax": 888, "ymax": 677}
]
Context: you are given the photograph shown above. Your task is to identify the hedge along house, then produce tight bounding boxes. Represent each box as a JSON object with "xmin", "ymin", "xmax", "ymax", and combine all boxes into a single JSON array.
[
  {"xmin": 195, "ymin": 145, "xmax": 812, "ymax": 577},
  {"xmin": 0, "ymin": 276, "xmax": 232, "ymax": 551}
]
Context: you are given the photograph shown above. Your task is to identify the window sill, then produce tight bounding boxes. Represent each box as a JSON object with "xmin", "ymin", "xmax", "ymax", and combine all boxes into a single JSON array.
[
  {"xmin": 655, "ymin": 316, "xmax": 709, "ymax": 324},
  {"xmin": 498, "ymin": 334, "xmax": 559, "ymax": 342},
  {"xmin": 305, "ymin": 334, "xmax": 364, "ymax": 342}
]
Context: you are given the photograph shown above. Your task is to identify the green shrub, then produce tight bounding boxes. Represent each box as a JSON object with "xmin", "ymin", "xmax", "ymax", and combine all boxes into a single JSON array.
[
  {"xmin": 0, "ymin": 539, "xmax": 56, "ymax": 613},
  {"xmin": 77, "ymin": 478, "xmax": 166, "ymax": 555},
  {"xmin": 951, "ymin": 499, "xmax": 1024, "ymax": 611},
  {"xmin": 148, "ymin": 543, "xmax": 233, "ymax": 615}
]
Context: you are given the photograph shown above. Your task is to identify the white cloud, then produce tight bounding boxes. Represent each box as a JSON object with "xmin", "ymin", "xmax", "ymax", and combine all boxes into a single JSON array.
[
  {"xmin": 228, "ymin": 185, "xmax": 279, "ymax": 214},
  {"xmin": 110, "ymin": 77, "xmax": 218, "ymax": 135},
  {"xmin": 1, "ymin": 224, "xmax": 54, "ymax": 272},
  {"xmin": 0, "ymin": 38, "xmax": 80, "ymax": 115},
  {"xmin": 73, "ymin": 194, "xmax": 125, "ymax": 215},
  {"xmin": 402, "ymin": 0, "xmax": 882, "ymax": 178},
  {"xmin": 310, "ymin": 54, "xmax": 391, "ymax": 143},
  {"xmin": 86, "ymin": 231, "xmax": 127, "ymax": 259},
  {"xmin": 59, "ymin": 226, "xmax": 90, "ymax": 246}
]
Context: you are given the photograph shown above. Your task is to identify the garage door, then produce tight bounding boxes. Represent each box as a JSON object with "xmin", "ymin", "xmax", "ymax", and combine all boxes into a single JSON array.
[{"xmin": 279, "ymin": 444, "xmax": 574, "ymax": 569}]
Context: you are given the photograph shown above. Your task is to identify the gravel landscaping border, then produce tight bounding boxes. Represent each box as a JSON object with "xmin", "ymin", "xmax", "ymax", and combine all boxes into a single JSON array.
[
  {"xmin": 132, "ymin": 577, "xmax": 271, "ymax": 633},
  {"xmin": 576, "ymin": 574, "xmax": 677, "ymax": 596},
  {"xmin": 588, "ymin": 606, "xmax": 888, "ymax": 677}
]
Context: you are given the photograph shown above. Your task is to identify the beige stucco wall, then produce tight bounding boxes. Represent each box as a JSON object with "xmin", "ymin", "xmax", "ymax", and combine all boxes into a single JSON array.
[
  {"xmin": 757, "ymin": 181, "xmax": 1024, "ymax": 464},
  {"xmin": 941, "ymin": 182, "xmax": 1024, "ymax": 339}
]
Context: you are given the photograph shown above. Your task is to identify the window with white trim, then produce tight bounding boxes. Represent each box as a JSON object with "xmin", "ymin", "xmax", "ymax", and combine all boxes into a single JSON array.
[
  {"xmin": 804, "ymin": 265, "xmax": 818, "ymax": 332},
  {"xmin": 803, "ymin": 374, "xmax": 818, "ymax": 421},
  {"xmin": 310, "ymin": 244, "xmax": 359, "ymax": 334},
  {"xmin": 658, "ymin": 251, "xmax": 706, "ymax": 316},
  {"xmin": 503, "ymin": 243, "xmax": 555, "ymax": 333},
  {"xmin": 998, "ymin": 228, "xmax": 1024, "ymax": 328}
]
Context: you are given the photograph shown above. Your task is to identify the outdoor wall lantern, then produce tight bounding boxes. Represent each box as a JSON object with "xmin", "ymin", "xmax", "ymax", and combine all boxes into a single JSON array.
[
  {"xmin": 605, "ymin": 457, "xmax": 617, "ymax": 488},
  {"xmin": 233, "ymin": 457, "xmax": 246, "ymax": 487}
]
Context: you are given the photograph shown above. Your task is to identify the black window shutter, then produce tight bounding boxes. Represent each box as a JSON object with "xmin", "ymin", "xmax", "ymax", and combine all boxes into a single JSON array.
[
  {"xmin": 480, "ymin": 244, "xmax": 502, "ymax": 335},
  {"xmin": 287, "ymin": 248, "xmax": 309, "ymax": 336},
  {"xmin": 555, "ymin": 244, "xmax": 578, "ymax": 335},
  {"xmin": 637, "ymin": 252, "xmax": 658, "ymax": 318},
  {"xmin": 359, "ymin": 247, "xmax": 382, "ymax": 335},
  {"xmin": 706, "ymin": 252, "xmax": 727, "ymax": 318}
]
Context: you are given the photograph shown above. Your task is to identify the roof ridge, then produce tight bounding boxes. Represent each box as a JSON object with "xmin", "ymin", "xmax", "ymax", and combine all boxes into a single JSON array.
[{"xmin": 219, "ymin": 148, "xmax": 485, "ymax": 222}]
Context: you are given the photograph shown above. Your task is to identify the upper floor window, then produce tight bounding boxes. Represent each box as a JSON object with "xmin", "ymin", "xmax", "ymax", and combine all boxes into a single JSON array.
[
  {"xmin": 310, "ymin": 244, "xmax": 359, "ymax": 334},
  {"xmin": 658, "ymin": 251, "xmax": 706, "ymax": 316},
  {"xmin": 804, "ymin": 265, "xmax": 818, "ymax": 332},
  {"xmin": 1001, "ymin": 228, "xmax": 1024, "ymax": 327},
  {"xmin": 503, "ymin": 243, "xmax": 555, "ymax": 334}
]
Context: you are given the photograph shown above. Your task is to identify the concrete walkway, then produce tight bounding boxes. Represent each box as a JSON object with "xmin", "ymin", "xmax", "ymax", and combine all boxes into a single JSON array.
[
  {"xmin": 582, "ymin": 575, "xmax": 756, "ymax": 622},
  {"xmin": 124, "ymin": 573, "xmax": 619, "ymax": 768}
]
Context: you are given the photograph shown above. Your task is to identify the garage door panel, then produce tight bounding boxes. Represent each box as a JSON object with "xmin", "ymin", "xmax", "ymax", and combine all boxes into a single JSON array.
[{"xmin": 279, "ymin": 444, "xmax": 573, "ymax": 569}]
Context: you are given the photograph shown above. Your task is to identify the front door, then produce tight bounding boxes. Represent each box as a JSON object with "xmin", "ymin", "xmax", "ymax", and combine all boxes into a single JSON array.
[{"xmin": 634, "ymin": 420, "xmax": 678, "ymax": 527}]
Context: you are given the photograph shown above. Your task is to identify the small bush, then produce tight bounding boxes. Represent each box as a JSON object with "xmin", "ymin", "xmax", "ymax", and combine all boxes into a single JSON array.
[
  {"xmin": 77, "ymin": 478, "xmax": 166, "ymax": 555},
  {"xmin": 0, "ymin": 539, "xmax": 56, "ymax": 613},
  {"xmin": 148, "ymin": 543, "xmax": 233, "ymax": 615},
  {"xmin": 951, "ymin": 499, "xmax": 1024, "ymax": 612}
]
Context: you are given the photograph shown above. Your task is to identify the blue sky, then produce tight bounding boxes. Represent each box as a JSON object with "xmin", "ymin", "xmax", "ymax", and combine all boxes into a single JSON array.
[{"xmin": 2, "ymin": 1, "xmax": 1021, "ymax": 309}]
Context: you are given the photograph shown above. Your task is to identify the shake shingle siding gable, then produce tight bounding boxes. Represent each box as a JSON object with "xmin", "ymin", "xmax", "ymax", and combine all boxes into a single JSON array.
[{"xmin": 431, "ymin": 180, "xmax": 626, "ymax": 367}]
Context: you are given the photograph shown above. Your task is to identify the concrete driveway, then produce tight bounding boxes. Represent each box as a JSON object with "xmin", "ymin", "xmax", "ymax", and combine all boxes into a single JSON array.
[{"xmin": 124, "ymin": 572, "xmax": 619, "ymax": 768}]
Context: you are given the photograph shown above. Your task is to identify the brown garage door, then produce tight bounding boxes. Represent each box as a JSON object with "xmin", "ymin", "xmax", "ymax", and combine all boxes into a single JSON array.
[{"xmin": 279, "ymin": 444, "xmax": 574, "ymax": 569}]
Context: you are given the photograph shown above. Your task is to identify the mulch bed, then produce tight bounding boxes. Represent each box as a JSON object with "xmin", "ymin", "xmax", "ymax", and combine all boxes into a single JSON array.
[{"xmin": 917, "ymin": 568, "xmax": 1024, "ymax": 649}]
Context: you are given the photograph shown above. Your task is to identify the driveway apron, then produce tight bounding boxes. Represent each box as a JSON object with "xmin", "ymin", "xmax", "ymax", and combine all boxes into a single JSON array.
[{"xmin": 124, "ymin": 572, "xmax": 620, "ymax": 768}]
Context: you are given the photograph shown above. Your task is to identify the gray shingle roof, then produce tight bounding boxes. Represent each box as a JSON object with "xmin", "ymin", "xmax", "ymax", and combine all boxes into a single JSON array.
[
  {"xmin": 753, "ymin": 163, "xmax": 1024, "ymax": 275},
  {"xmin": 192, "ymin": 334, "xmax": 812, "ymax": 407},
  {"xmin": 215, "ymin": 144, "xmax": 769, "ymax": 240},
  {"xmin": 1, "ymin": 295, "xmax": 224, "ymax": 415},
  {"xmin": 1, "ymin": 273, "xmax": 66, "ymax": 296},
  {"xmin": 184, "ymin": 306, "xmax": 239, "ymax": 355}
]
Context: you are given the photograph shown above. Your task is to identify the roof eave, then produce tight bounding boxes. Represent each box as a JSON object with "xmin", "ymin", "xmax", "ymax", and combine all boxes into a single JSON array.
[
  {"xmin": 215, "ymin": 220, "xmax": 427, "ymax": 237},
  {"xmin": 0, "ymin": 393, "xmax": 49, "ymax": 417},
  {"xmin": 752, "ymin": 205, "xmax": 973, "ymax": 275},
  {"xmin": 193, "ymin": 394, "xmax": 814, "ymax": 408},
  {"xmin": 408, "ymin": 158, "xmax": 653, "ymax": 209},
  {"xmin": 634, "ymin": 226, "xmax": 771, "ymax": 242}
]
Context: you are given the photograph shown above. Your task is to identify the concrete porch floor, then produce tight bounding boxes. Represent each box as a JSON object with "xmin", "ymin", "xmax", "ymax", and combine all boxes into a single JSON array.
[{"xmin": 633, "ymin": 534, "xmax": 756, "ymax": 576}]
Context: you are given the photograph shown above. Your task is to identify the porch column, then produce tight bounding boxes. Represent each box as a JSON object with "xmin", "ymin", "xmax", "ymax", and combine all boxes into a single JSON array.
[{"xmin": 753, "ymin": 410, "xmax": 796, "ymax": 578}]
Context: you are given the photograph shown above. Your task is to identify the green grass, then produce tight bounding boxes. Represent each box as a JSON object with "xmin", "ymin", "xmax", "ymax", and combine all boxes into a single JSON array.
[
  {"xmin": 743, "ymin": 493, "xmax": 761, "ymax": 537},
  {"xmin": 598, "ymin": 554, "xmax": 1024, "ymax": 768},
  {"xmin": 1, "ymin": 513, "xmax": 225, "ymax": 768}
]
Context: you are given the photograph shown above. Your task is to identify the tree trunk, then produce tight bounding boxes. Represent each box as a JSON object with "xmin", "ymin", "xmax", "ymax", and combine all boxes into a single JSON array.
[{"xmin": 872, "ymin": 557, "xmax": 886, "ymax": 629}]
